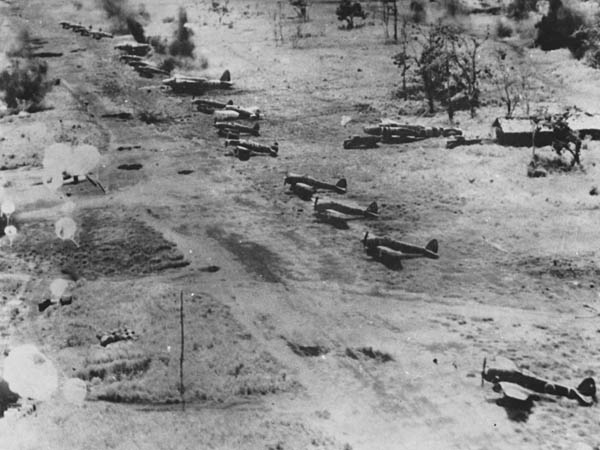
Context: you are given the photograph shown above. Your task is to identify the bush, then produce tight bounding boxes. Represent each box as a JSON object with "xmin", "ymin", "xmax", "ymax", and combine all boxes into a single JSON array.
[
  {"xmin": 443, "ymin": 0, "xmax": 467, "ymax": 17},
  {"xmin": 410, "ymin": 0, "xmax": 427, "ymax": 23},
  {"xmin": 0, "ymin": 59, "xmax": 54, "ymax": 111},
  {"xmin": 507, "ymin": 0, "xmax": 537, "ymax": 20},
  {"xmin": 336, "ymin": 0, "xmax": 367, "ymax": 29},
  {"xmin": 496, "ymin": 18, "xmax": 514, "ymax": 38}
]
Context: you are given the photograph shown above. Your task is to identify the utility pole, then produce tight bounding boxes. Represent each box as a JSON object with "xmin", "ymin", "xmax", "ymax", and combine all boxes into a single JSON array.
[
  {"xmin": 393, "ymin": 0, "xmax": 398, "ymax": 42},
  {"xmin": 179, "ymin": 290, "xmax": 185, "ymax": 411}
]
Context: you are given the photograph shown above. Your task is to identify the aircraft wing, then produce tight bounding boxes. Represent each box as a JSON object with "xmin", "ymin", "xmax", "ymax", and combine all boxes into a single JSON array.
[{"xmin": 498, "ymin": 382, "xmax": 531, "ymax": 402}]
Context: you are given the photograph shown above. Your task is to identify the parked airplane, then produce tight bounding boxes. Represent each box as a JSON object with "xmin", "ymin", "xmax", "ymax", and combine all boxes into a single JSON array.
[
  {"xmin": 135, "ymin": 65, "xmax": 170, "ymax": 78},
  {"xmin": 59, "ymin": 21, "xmax": 76, "ymax": 29},
  {"xmin": 224, "ymin": 103, "xmax": 259, "ymax": 120},
  {"xmin": 481, "ymin": 357, "xmax": 597, "ymax": 407},
  {"xmin": 314, "ymin": 197, "xmax": 378, "ymax": 219},
  {"xmin": 362, "ymin": 232, "xmax": 438, "ymax": 259},
  {"xmin": 362, "ymin": 232, "xmax": 438, "ymax": 269},
  {"xmin": 192, "ymin": 98, "xmax": 228, "ymax": 113},
  {"xmin": 363, "ymin": 121, "xmax": 462, "ymax": 139},
  {"xmin": 215, "ymin": 121, "xmax": 259, "ymax": 137},
  {"xmin": 90, "ymin": 30, "xmax": 113, "ymax": 39},
  {"xmin": 284, "ymin": 173, "xmax": 346, "ymax": 194},
  {"xmin": 343, "ymin": 135, "xmax": 380, "ymax": 149},
  {"xmin": 162, "ymin": 70, "xmax": 233, "ymax": 94},
  {"xmin": 290, "ymin": 182, "xmax": 316, "ymax": 200},
  {"xmin": 114, "ymin": 42, "xmax": 151, "ymax": 56},
  {"xmin": 225, "ymin": 139, "xmax": 277, "ymax": 156},
  {"xmin": 125, "ymin": 60, "xmax": 169, "ymax": 77}
]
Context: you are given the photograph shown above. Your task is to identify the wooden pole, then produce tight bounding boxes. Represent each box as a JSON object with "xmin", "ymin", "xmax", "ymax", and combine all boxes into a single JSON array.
[
  {"xmin": 179, "ymin": 290, "xmax": 185, "ymax": 411},
  {"xmin": 393, "ymin": 0, "xmax": 398, "ymax": 42}
]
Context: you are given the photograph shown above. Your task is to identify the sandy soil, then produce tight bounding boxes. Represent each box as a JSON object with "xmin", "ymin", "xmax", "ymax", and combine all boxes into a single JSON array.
[{"xmin": 1, "ymin": 0, "xmax": 600, "ymax": 449}]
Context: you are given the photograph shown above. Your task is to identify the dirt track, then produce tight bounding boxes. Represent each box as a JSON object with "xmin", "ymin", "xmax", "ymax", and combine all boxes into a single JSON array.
[{"xmin": 1, "ymin": 0, "xmax": 600, "ymax": 449}]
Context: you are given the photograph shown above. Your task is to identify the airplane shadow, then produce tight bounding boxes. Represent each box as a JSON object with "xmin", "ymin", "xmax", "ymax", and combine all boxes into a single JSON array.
[{"xmin": 488, "ymin": 397, "xmax": 537, "ymax": 423}]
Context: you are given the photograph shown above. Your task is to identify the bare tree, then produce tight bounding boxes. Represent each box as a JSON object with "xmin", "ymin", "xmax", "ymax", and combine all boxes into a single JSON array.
[
  {"xmin": 391, "ymin": 18, "xmax": 412, "ymax": 99},
  {"xmin": 449, "ymin": 32, "xmax": 488, "ymax": 117},
  {"xmin": 493, "ymin": 50, "xmax": 521, "ymax": 117}
]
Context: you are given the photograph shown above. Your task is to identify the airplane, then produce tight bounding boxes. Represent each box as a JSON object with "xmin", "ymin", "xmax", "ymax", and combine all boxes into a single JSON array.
[
  {"xmin": 343, "ymin": 135, "xmax": 380, "ymax": 149},
  {"xmin": 90, "ymin": 30, "xmax": 113, "ymax": 39},
  {"xmin": 77, "ymin": 26, "xmax": 93, "ymax": 37},
  {"xmin": 214, "ymin": 109, "xmax": 241, "ymax": 121},
  {"xmin": 215, "ymin": 121, "xmax": 259, "ymax": 137},
  {"xmin": 363, "ymin": 121, "xmax": 462, "ymax": 138},
  {"xmin": 314, "ymin": 208, "xmax": 362, "ymax": 229},
  {"xmin": 481, "ymin": 357, "xmax": 597, "ymax": 407},
  {"xmin": 284, "ymin": 173, "xmax": 346, "ymax": 194},
  {"xmin": 193, "ymin": 99, "xmax": 259, "ymax": 119},
  {"xmin": 192, "ymin": 98, "xmax": 228, "ymax": 113},
  {"xmin": 362, "ymin": 232, "xmax": 438, "ymax": 269},
  {"xmin": 225, "ymin": 139, "xmax": 278, "ymax": 157},
  {"xmin": 230, "ymin": 145, "xmax": 277, "ymax": 161},
  {"xmin": 446, "ymin": 136, "xmax": 487, "ymax": 149},
  {"xmin": 59, "ymin": 21, "xmax": 76, "ymax": 29},
  {"xmin": 362, "ymin": 232, "xmax": 439, "ymax": 258},
  {"xmin": 67, "ymin": 24, "xmax": 87, "ymax": 33},
  {"xmin": 125, "ymin": 60, "xmax": 170, "ymax": 76},
  {"xmin": 314, "ymin": 196, "xmax": 378, "ymax": 219},
  {"xmin": 162, "ymin": 70, "xmax": 233, "ymax": 94},
  {"xmin": 224, "ymin": 103, "xmax": 260, "ymax": 120},
  {"xmin": 114, "ymin": 42, "xmax": 151, "ymax": 56},
  {"xmin": 289, "ymin": 182, "xmax": 316, "ymax": 200},
  {"xmin": 134, "ymin": 65, "xmax": 170, "ymax": 78},
  {"xmin": 119, "ymin": 54, "xmax": 143, "ymax": 63}
]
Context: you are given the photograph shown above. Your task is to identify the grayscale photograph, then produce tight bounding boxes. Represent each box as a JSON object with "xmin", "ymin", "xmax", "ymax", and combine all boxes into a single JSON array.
[{"xmin": 0, "ymin": 0, "xmax": 599, "ymax": 448}]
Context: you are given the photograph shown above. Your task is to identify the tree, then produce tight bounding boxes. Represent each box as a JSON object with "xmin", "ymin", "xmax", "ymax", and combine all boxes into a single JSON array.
[
  {"xmin": 336, "ymin": 0, "xmax": 367, "ymax": 29},
  {"xmin": 493, "ymin": 50, "xmax": 534, "ymax": 118},
  {"xmin": 413, "ymin": 23, "xmax": 456, "ymax": 116},
  {"xmin": 391, "ymin": 18, "xmax": 413, "ymax": 100},
  {"xmin": 448, "ymin": 31, "xmax": 488, "ymax": 117},
  {"xmin": 392, "ymin": 23, "xmax": 488, "ymax": 119}
]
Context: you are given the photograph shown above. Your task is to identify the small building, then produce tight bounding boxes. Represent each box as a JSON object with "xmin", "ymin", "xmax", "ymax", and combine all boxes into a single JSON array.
[
  {"xmin": 567, "ymin": 114, "xmax": 600, "ymax": 140},
  {"xmin": 492, "ymin": 118, "xmax": 554, "ymax": 147}
]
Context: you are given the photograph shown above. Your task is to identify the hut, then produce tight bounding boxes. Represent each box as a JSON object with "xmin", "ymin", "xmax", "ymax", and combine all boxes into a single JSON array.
[{"xmin": 492, "ymin": 118, "xmax": 554, "ymax": 147}]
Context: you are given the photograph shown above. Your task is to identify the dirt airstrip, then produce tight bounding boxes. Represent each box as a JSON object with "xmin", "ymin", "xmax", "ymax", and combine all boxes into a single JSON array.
[{"xmin": 1, "ymin": 0, "xmax": 600, "ymax": 449}]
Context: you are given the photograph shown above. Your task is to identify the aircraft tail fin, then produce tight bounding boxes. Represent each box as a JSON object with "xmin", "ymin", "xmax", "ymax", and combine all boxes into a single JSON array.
[
  {"xmin": 425, "ymin": 239, "xmax": 438, "ymax": 255},
  {"xmin": 366, "ymin": 201, "xmax": 378, "ymax": 215},
  {"xmin": 577, "ymin": 377, "xmax": 597, "ymax": 400},
  {"xmin": 227, "ymin": 99, "xmax": 233, "ymax": 105},
  {"xmin": 336, "ymin": 178, "xmax": 347, "ymax": 191},
  {"xmin": 313, "ymin": 196, "xmax": 319, "ymax": 209},
  {"xmin": 362, "ymin": 231, "xmax": 369, "ymax": 246},
  {"xmin": 220, "ymin": 70, "xmax": 231, "ymax": 82}
]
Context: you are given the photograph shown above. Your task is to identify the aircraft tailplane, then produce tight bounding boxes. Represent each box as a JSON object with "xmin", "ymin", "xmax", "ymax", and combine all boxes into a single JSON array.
[
  {"xmin": 577, "ymin": 377, "xmax": 597, "ymax": 400},
  {"xmin": 366, "ymin": 201, "xmax": 378, "ymax": 215},
  {"xmin": 425, "ymin": 239, "xmax": 438, "ymax": 254}
]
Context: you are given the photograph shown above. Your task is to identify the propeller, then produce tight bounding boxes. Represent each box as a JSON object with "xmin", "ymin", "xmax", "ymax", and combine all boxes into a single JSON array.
[
  {"xmin": 362, "ymin": 231, "xmax": 369, "ymax": 247},
  {"xmin": 481, "ymin": 357, "xmax": 487, "ymax": 387}
]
